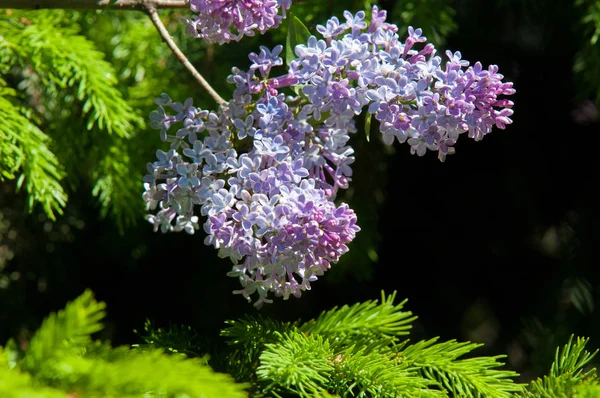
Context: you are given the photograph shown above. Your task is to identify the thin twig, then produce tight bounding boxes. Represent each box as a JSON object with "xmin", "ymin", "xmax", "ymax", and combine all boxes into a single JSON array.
[
  {"xmin": 0, "ymin": 0, "xmax": 187, "ymax": 10},
  {"xmin": 145, "ymin": 5, "xmax": 225, "ymax": 105}
]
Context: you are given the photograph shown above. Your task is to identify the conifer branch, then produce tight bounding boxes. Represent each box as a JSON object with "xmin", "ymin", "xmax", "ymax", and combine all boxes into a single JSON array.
[
  {"xmin": 2, "ymin": 12, "xmax": 146, "ymax": 224},
  {"xmin": 145, "ymin": 5, "xmax": 226, "ymax": 105},
  {"xmin": 519, "ymin": 335, "xmax": 599, "ymax": 397},
  {"xmin": 3, "ymin": 290, "xmax": 248, "ymax": 397},
  {"xmin": 0, "ymin": 83, "xmax": 67, "ymax": 220},
  {"xmin": 300, "ymin": 291, "xmax": 417, "ymax": 344},
  {"xmin": 257, "ymin": 332, "xmax": 334, "ymax": 397},
  {"xmin": 397, "ymin": 338, "xmax": 523, "ymax": 397},
  {"xmin": 0, "ymin": 0, "xmax": 187, "ymax": 10}
]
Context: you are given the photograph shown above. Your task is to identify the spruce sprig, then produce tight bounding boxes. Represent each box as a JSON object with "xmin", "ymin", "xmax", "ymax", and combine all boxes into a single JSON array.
[
  {"xmin": 330, "ymin": 344, "xmax": 440, "ymax": 398},
  {"xmin": 300, "ymin": 291, "xmax": 417, "ymax": 345},
  {"xmin": 257, "ymin": 332, "xmax": 335, "ymax": 397},
  {"xmin": 519, "ymin": 335, "xmax": 598, "ymax": 397},
  {"xmin": 0, "ymin": 350, "xmax": 66, "ymax": 398},
  {"xmin": 396, "ymin": 338, "xmax": 523, "ymax": 397},
  {"xmin": 0, "ymin": 82, "xmax": 67, "ymax": 219},
  {"xmin": 19, "ymin": 289, "xmax": 106, "ymax": 374},
  {"xmin": 3, "ymin": 12, "xmax": 142, "ymax": 139},
  {"xmin": 91, "ymin": 138, "xmax": 145, "ymax": 229},
  {"xmin": 0, "ymin": 10, "xmax": 144, "ymax": 225},
  {"xmin": 221, "ymin": 315, "xmax": 299, "ymax": 382},
  {"xmin": 0, "ymin": 290, "xmax": 248, "ymax": 397},
  {"xmin": 222, "ymin": 292, "xmax": 525, "ymax": 397},
  {"xmin": 134, "ymin": 319, "xmax": 206, "ymax": 358}
]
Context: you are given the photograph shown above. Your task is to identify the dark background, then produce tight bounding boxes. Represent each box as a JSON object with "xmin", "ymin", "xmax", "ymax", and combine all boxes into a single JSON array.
[{"xmin": 1, "ymin": 0, "xmax": 599, "ymax": 382}]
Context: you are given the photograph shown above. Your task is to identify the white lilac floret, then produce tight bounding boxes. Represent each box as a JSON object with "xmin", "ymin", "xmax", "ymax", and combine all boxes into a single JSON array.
[
  {"xmin": 183, "ymin": 0, "xmax": 292, "ymax": 44},
  {"xmin": 145, "ymin": 6, "xmax": 515, "ymax": 305}
]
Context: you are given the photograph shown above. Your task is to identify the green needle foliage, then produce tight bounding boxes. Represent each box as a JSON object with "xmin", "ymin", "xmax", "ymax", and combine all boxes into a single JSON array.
[
  {"xmin": 220, "ymin": 292, "xmax": 526, "ymax": 397},
  {"xmin": 572, "ymin": 381, "xmax": 600, "ymax": 397},
  {"xmin": 0, "ymin": 80, "xmax": 67, "ymax": 220},
  {"xmin": 221, "ymin": 315, "xmax": 300, "ymax": 382},
  {"xmin": 3, "ymin": 291, "xmax": 599, "ymax": 397},
  {"xmin": 0, "ymin": 357, "xmax": 67, "ymax": 398},
  {"xmin": 1, "ymin": 10, "xmax": 142, "ymax": 138},
  {"xmin": 0, "ymin": 290, "xmax": 248, "ymax": 397},
  {"xmin": 134, "ymin": 319, "xmax": 207, "ymax": 358},
  {"xmin": 519, "ymin": 335, "xmax": 599, "ymax": 397},
  {"xmin": 575, "ymin": 0, "xmax": 600, "ymax": 105},
  {"xmin": 300, "ymin": 291, "xmax": 416, "ymax": 345},
  {"xmin": 258, "ymin": 332, "xmax": 335, "ymax": 397},
  {"xmin": 19, "ymin": 290, "xmax": 106, "ymax": 374},
  {"xmin": 396, "ymin": 338, "xmax": 522, "ymax": 397},
  {"xmin": 0, "ymin": 9, "xmax": 144, "ymax": 227}
]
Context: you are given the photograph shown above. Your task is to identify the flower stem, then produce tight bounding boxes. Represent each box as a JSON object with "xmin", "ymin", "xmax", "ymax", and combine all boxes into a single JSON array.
[{"xmin": 146, "ymin": 5, "xmax": 226, "ymax": 105}]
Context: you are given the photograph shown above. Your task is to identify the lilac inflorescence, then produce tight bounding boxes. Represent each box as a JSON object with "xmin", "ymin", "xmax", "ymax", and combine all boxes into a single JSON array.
[
  {"xmin": 183, "ymin": 0, "xmax": 292, "ymax": 44},
  {"xmin": 289, "ymin": 6, "xmax": 515, "ymax": 161},
  {"xmin": 145, "ymin": 6, "xmax": 515, "ymax": 305},
  {"xmin": 144, "ymin": 79, "xmax": 360, "ymax": 306}
]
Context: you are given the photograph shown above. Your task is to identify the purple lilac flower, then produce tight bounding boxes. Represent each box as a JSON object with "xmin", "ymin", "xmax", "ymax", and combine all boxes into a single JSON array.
[
  {"xmin": 144, "ymin": 90, "xmax": 360, "ymax": 306},
  {"xmin": 290, "ymin": 6, "xmax": 515, "ymax": 161},
  {"xmin": 145, "ymin": 6, "xmax": 515, "ymax": 306},
  {"xmin": 183, "ymin": 0, "xmax": 292, "ymax": 44}
]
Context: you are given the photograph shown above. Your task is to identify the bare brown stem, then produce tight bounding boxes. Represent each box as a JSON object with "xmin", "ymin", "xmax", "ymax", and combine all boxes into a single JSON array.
[
  {"xmin": 1, "ymin": 0, "xmax": 226, "ymax": 105},
  {"xmin": 145, "ymin": 5, "xmax": 226, "ymax": 105}
]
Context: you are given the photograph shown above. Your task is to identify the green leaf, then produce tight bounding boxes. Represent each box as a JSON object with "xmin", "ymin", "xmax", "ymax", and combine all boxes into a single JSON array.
[
  {"xmin": 365, "ymin": 112, "xmax": 372, "ymax": 142},
  {"xmin": 286, "ymin": 12, "xmax": 312, "ymax": 67}
]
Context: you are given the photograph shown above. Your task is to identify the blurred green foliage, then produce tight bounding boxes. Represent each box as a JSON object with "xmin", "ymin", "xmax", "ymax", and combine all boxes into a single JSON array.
[
  {"xmin": 391, "ymin": 0, "xmax": 457, "ymax": 47},
  {"xmin": 1, "ymin": 9, "xmax": 145, "ymax": 228},
  {"xmin": 0, "ymin": 290, "xmax": 248, "ymax": 397},
  {"xmin": 575, "ymin": 0, "xmax": 600, "ymax": 105}
]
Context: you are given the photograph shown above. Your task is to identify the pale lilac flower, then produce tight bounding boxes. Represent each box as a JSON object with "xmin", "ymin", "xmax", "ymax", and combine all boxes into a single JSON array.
[
  {"xmin": 183, "ymin": 0, "xmax": 292, "ymax": 44},
  {"xmin": 249, "ymin": 45, "xmax": 284, "ymax": 77},
  {"xmin": 146, "ymin": 5, "xmax": 515, "ymax": 305},
  {"xmin": 234, "ymin": 116, "xmax": 256, "ymax": 139},
  {"xmin": 176, "ymin": 163, "xmax": 200, "ymax": 188}
]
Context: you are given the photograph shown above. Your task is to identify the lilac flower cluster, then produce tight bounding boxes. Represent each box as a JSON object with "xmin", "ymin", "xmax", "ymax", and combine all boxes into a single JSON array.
[
  {"xmin": 144, "ymin": 81, "xmax": 360, "ymax": 306},
  {"xmin": 145, "ymin": 6, "xmax": 515, "ymax": 305},
  {"xmin": 183, "ymin": 0, "xmax": 292, "ymax": 44},
  {"xmin": 288, "ymin": 7, "xmax": 515, "ymax": 161}
]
